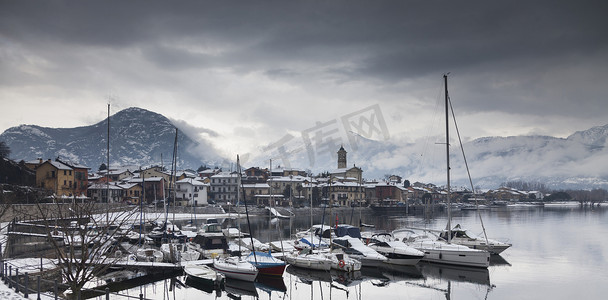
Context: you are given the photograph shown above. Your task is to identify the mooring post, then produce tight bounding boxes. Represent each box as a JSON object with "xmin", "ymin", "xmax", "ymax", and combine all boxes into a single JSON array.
[
  {"xmin": 54, "ymin": 279, "xmax": 58, "ymax": 300},
  {"xmin": 106, "ymin": 287, "xmax": 110, "ymax": 300},
  {"xmin": 7, "ymin": 265, "xmax": 11, "ymax": 288},
  {"xmin": 24, "ymin": 272, "xmax": 29, "ymax": 298},
  {"xmin": 37, "ymin": 275, "xmax": 41, "ymax": 300},
  {"xmin": 15, "ymin": 268, "xmax": 19, "ymax": 293},
  {"xmin": 140, "ymin": 292, "xmax": 143, "ymax": 300}
]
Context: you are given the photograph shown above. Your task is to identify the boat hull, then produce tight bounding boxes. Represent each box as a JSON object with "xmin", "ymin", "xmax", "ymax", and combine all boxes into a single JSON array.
[
  {"xmin": 255, "ymin": 264, "xmax": 287, "ymax": 276},
  {"xmin": 418, "ymin": 248, "xmax": 490, "ymax": 268},
  {"xmin": 213, "ymin": 258, "xmax": 259, "ymax": 281},
  {"xmin": 283, "ymin": 253, "xmax": 332, "ymax": 271}
]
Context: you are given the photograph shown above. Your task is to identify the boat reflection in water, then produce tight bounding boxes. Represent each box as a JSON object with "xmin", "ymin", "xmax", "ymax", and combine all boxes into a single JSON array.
[
  {"xmin": 490, "ymin": 254, "xmax": 512, "ymax": 266},
  {"xmin": 285, "ymin": 265, "xmax": 333, "ymax": 284},
  {"xmin": 255, "ymin": 274, "xmax": 287, "ymax": 296},
  {"xmin": 379, "ymin": 264, "xmax": 424, "ymax": 282},
  {"xmin": 224, "ymin": 278, "xmax": 258, "ymax": 298},
  {"xmin": 417, "ymin": 261, "xmax": 492, "ymax": 286}
]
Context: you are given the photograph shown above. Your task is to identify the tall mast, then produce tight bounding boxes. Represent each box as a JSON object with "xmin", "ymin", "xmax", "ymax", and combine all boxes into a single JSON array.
[
  {"xmin": 171, "ymin": 128, "xmax": 178, "ymax": 223},
  {"xmin": 444, "ymin": 74, "xmax": 452, "ymax": 243},
  {"xmin": 106, "ymin": 103, "xmax": 110, "ymax": 204},
  {"xmin": 238, "ymin": 155, "xmax": 257, "ymax": 263}
]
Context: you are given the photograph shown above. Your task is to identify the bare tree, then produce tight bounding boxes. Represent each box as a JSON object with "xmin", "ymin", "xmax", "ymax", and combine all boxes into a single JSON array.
[{"xmin": 34, "ymin": 201, "xmax": 138, "ymax": 298}]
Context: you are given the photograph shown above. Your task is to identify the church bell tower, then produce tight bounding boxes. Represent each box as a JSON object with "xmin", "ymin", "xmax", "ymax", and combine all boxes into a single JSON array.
[{"xmin": 337, "ymin": 146, "xmax": 347, "ymax": 169}]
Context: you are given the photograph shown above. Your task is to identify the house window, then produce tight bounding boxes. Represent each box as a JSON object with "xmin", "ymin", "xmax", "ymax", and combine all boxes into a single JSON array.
[
  {"xmin": 64, "ymin": 170, "xmax": 66, "ymax": 175},
  {"xmin": 64, "ymin": 180, "xmax": 67, "ymax": 186},
  {"xmin": 69, "ymin": 170, "xmax": 72, "ymax": 176}
]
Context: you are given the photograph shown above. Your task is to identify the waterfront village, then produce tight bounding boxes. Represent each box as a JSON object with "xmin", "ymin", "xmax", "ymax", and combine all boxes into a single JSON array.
[
  {"xmin": 0, "ymin": 145, "xmax": 545, "ymax": 299},
  {"xmin": 24, "ymin": 146, "xmax": 543, "ymax": 209}
]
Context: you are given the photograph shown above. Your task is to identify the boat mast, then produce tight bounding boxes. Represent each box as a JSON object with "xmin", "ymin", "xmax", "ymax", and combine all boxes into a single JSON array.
[
  {"xmin": 238, "ymin": 155, "xmax": 257, "ymax": 264},
  {"xmin": 172, "ymin": 128, "xmax": 178, "ymax": 223},
  {"xmin": 106, "ymin": 103, "xmax": 110, "ymax": 227},
  {"xmin": 310, "ymin": 173, "xmax": 314, "ymax": 249},
  {"xmin": 444, "ymin": 74, "xmax": 452, "ymax": 243}
]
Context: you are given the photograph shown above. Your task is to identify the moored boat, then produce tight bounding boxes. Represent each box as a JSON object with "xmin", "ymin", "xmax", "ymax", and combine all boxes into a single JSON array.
[
  {"xmin": 282, "ymin": 248, "xmax": 332, "ymax": 271},
  {"xmin": 439, "ymin": 224, "xmax": 511, "ymax": 254},
  {"xmin": 331, "ymin": 236, "xmax": 387, "ymax": 267},
  {"xmin": 395, "ymin": 229, "xmax": 490, "ymax": 268},
  {"xmin": 184, "ymin": 264, "xmax": 225, "ymax": 288},
  {"xmin": 213, "ymin": 256, "xmax": 259, "ymax": 281},
  {"xmin": 246, "ymin": 251, "xmax": 287, "ymax": 276},
  {"xmin": 367, "ymin": 240, "xmax": 425, "ymax": 266}
]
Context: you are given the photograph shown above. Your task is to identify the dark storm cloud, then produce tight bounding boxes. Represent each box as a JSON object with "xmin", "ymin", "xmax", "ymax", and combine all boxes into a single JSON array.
[{"xmin": 1, "ymin": 0, "xmax": 607, "ymax": 135}]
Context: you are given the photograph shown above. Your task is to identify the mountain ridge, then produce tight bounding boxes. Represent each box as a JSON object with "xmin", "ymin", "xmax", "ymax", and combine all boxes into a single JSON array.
[
  {"xmin": 1, "ymin": 107, "xmax": 607, "ymax": 190},
  {"xmin": 0, "ymin": 107, "xmax": 222, "ymax": 171}
]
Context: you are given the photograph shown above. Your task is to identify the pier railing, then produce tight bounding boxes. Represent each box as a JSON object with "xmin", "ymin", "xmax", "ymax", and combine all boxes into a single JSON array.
[{"xmin": 0, "ymin": 259, "xmax": 146, "ymax": 300}]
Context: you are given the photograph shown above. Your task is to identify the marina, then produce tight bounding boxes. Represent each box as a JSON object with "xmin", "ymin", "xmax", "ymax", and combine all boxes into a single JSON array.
[{"xmin": 1, "ymin": 203, "xmax": 606, "ymax": 299}]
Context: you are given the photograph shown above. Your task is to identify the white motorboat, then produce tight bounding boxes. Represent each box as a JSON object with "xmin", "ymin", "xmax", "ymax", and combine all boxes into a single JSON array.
[
  {"xmin": 367, "ymin": 240, "xmax": 425, "ymax": 266},
  {"xmin": 269, "ymin": 239, "xmax": 296, "ymax": 253},
  {"xmin": 189, "ymin": 229, "xmax": 229, "ymax": 259},
  {"xmin": 135, "ymin": 247, "xmax": 164, "ymax": 262},
  {"xmin": 323, "ymin": 249, "xmax": 362, "ymax": 272},
  {"xmin": 394, "ymin": 229, "xmax": 490, "ymax": 268},
  {"xmin": 439, "ymin": 224, "xmax": 511, "ymax": 254},
  {"xmin": 293, "ymin": 236, "xmax": 329, "ymax": 250},
  {"xmin": 160, "ymin": 242, "xmax": 201, "ymax": 262},
  {"xmin": 236, "ymin": 237, "xmax": 270, "ymax": 252},
  {"xmin": 295, "ymin": 224, "xmax": 333, "ymax": 239},
  {"xmin": 331, "ymin": 236, "xmax": 387, "ymax": 267},
  {"xmin": 282, "ymin": 248, "xmax": 332, "ymax": 271},
  {"xmin": 184, "ymin": 264, "xmax": 225, "ymax": 288},
  {"xmin": 213, "ymin": 256, "xmax": 259, "ymax": 281}
]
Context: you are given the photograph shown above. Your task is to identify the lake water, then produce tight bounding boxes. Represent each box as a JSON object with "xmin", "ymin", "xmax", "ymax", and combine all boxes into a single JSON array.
[{"xmin": 116, "ymin": 204, "xmax": 607, "ymax": 300}]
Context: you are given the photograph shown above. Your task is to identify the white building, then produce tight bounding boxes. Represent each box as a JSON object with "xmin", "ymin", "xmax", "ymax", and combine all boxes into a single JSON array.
[
  {"xmin": 210, "ymin": 172, "xmax": 240, "ymax": 203},
  {"xmin": 175, "ymin": 178, "xmax": 208, "ymax": 206}
]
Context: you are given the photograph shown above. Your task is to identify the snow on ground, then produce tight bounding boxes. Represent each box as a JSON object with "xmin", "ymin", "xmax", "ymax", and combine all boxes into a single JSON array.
[{"xmin": 0, "ymin": 281, "xmax": 28, "ymax": 300}]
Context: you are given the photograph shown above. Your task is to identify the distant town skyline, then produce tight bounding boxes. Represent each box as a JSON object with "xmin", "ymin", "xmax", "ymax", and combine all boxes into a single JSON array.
[{"xmin": 1, "ymin": 1, "xmax": 607, "ymax": 159}]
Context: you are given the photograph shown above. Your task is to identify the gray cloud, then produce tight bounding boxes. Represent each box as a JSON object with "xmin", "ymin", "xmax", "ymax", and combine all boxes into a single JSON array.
[{"xmin": 1, "ymin": 0, "xmax": 607, "ymax": 157}]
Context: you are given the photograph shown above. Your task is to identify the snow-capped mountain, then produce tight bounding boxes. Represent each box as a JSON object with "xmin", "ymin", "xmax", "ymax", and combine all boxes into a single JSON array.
[
  {"xmin": 1, "ymin": 107, "xmax": 606, "ymax": 190},
  {"xmin": 0, "ymin": 107, "xmax": 222, "ymax": 171},
  {"xmin": 247, "ymin": 124, "xmax": 608, "ymax": 190}
]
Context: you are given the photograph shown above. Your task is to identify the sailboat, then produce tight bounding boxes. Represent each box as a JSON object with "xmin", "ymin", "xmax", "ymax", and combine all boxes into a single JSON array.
[
  {"xmin": 237, "ymin": 157, "xmax": 287, "ymax": 277},
  {"xmin": 214, "ymin": 155, "xmax": 259, "ymax": 281},
  {"xmin": 398, "ymin": 74, "xmax": 490, "ymax": 268},
  {"xmin": 439, "ymin": 224, "xmax": 511, "ymax": 254},
  {"xmin": 282, "ymin": 174, "xmax": 333, "ymax": 271}
]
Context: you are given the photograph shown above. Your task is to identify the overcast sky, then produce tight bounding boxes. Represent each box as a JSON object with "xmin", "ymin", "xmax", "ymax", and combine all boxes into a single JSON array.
[{"xmin": 1, "ymin": 0, "xmax": 607, "ymax": 162}]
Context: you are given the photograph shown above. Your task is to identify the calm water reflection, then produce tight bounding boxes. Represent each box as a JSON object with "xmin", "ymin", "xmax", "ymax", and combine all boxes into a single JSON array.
[{"xmin": 119, "ymin": 204, "xmax": 607, "ymax": 300}]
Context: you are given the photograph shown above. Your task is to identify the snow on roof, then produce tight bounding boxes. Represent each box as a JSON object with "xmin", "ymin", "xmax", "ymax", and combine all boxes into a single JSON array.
[
  {"xmin": 46, "ymin": 160, "xmax": 72, "ymax": 170},
  {"xmin": 271, "ymin": 175, "xmax": 307, "ymax": 182},
  {"xmin": 88, "ymin": 183, "xmax": 123, "ymax": 190},
  {"xmin": 128, "ymin": 177, "xmax": 164, "ymax": 183},
  {"xmin": 244, "ymin": 183, "xmax": 270, "ymax": 188},
  {"xmin": 176, "ymin": 178, "xmax": 205, "ymax": 185},
  {"xmin": 211, "ymin": 172, "xmax": 239, "ymax": 178}
]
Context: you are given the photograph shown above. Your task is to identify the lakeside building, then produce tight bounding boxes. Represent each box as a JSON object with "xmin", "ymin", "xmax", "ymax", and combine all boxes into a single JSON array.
[{"xmin": 175, "ymin": 177, "xmax": 209, "ymax": 206}]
